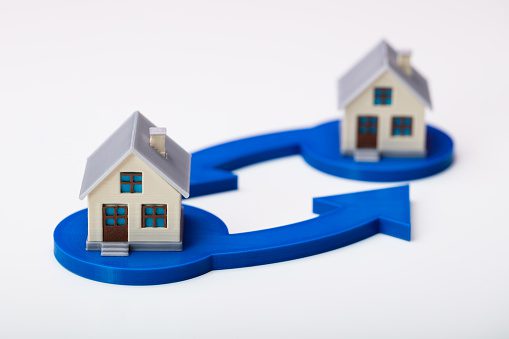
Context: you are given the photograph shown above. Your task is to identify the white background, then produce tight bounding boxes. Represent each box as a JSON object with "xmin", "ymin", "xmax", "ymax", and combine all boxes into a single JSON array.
[{"xmin": 1, "ymin": 0, "xmax": 508, "ymax": 338}]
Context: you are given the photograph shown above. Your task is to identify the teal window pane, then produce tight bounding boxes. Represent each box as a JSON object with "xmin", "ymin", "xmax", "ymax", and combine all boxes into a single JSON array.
[
  {"xmin": 105, "ymin": 218, "xmax": 115, "ymax": 226},
  {"xmin": 391, "ymin": 117, "xmax": 412, "ymax": 136},
  {"xmin": 133, "ymin": 175, "xmax": 142, "ymax": 182},
  {"xmin": 145, "ymin": 218, "xmax": 154, "ymax": 227},
  {"xmin": 121, "ymin": 184, "xmax": 131, "ymax": 193},
  {"xmin": 121, "ymin": 175, "xmax": 131, "ymax": 182},
  {"xmin": 117, "ymin": 207, "xmax": 126, "ymax": 215},
  {"xmin": 105, "ymin": 207, "xmax": 115, "ymax": 216},
  {"xmin": 374, "ymin": 88, "xmax": 392, "ymax": 105},
  {"xmin": 156, "ymin": 207, "xmax": 165, "ymax": 215},
  {"xmin": 156, "ymin": 218, "xmax": 165, "ymax": 227},
  {"xmin": 145, "ymin": 207, "xmax": 154, "ymax": 215},
  {"xmin": 117, "ymin": 218, "xmax": 126, "ymax": 225},
  {"xmin": 133, "ymin": 184, "xmax": 142, "ymax": 193}
]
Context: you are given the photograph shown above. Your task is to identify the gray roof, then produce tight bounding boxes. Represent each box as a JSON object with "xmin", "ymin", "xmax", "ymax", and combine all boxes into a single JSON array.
[
  {"xmin": 79, "ymin": 111, "xmax": 191, "ymax": 199},
  {"xmin": 338, "ymin": 40, "xmax": 432, "ymax": 109}
]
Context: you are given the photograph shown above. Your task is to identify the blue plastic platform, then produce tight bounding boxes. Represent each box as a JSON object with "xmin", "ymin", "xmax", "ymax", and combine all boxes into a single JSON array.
[
  {"xmin": 54, "ymin": 186, "xmax": 410, "ymax": 285},
  {"xmin": 190, "ymin": 120, "xmax": 454, "ymax": 197},
  {"xmin": 54, "ymin": 119, "xmax": 454, "ymax": 285}
]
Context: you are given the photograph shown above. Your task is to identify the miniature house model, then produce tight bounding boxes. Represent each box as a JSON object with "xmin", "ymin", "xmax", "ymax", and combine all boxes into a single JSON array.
[
  {"xmin": 79, "ymin": 112, "xmax": 191, "ymax": 256},
  {"xmin": 338, "ymin": 40, "xmax": 432, "ymax": 162}
]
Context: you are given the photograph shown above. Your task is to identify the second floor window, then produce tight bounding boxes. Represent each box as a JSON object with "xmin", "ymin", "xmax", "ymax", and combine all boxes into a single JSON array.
[
  {"xmin": 120, "ymin": 172, "xmax": 142, "ymax": 193},
  {"xmin": 374, "ymin": 87, "xmax": 392, "ymax": 105}
]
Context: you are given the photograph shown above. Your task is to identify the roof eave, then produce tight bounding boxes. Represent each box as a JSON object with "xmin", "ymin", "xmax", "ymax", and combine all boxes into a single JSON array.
[
  {"xmin": 387, "ymin": 66, "xmax": 433, "ymax": 109},
  {"xmin": 78, "ymin": 149, "xmax": 134, "ymax": 200},
  {"xmin": 338, "ymin": 67, "xmax": 388, "ymax": 109},
  {"xmin": 132, "ymin": 149, "xmax": 191, "ymax": 198}
]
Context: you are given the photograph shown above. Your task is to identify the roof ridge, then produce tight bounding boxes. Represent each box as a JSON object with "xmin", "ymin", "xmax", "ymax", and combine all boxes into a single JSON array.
[
  {"xmin": 129, "ymin": 111, "xmax": 141, "ymax": 151},
  {"xmin": 86, "ymin": 112, "xmax": 138, "ymax": 160}
]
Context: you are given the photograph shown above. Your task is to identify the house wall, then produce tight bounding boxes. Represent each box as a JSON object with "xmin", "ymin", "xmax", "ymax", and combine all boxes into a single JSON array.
[
  {"xmin": 87, "ymin": 154, "xmax": 182, "ymax": 243},
  {"xmin": 341, "ymin": 70, "xmax": 426, "ymax": 155}
]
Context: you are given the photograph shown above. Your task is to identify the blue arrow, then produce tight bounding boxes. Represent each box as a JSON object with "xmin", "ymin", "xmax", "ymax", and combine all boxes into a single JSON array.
[
  {"xmin": 190, "ymin": 128, "xmax": 306, "ymax": 197},
  {"xmin": 190, "ymin": 120, "xmax": 453, "ymax": 197},
  {"xmin": 54, "ymin": 118, "xmax": 441, "ymax": 285},
  {"xmin": 53, "ymin": 185, "xmax": 410, "ymax": 285},
  {"xmin": 210, "ymin": 185, "xmax": 410, "ymax": 269}
]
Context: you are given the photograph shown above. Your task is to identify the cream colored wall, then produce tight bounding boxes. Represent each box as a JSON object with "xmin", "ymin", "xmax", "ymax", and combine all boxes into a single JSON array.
[
  {"xmin": 341, "ymin": 71, "xmax": 426, "ymax": 155},
  {"xmin": 87, "ymin": 154, "xmax": 182, "ymax": 243}
]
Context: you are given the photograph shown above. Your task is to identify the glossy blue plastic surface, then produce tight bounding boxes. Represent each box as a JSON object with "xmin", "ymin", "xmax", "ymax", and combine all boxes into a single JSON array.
[
  {"xmin": 54, "ymin": 186, "xmax": 410, "ymax": 285},
  {"xmin": 54, "ymin": 119, "xmax": 454, "ymax": 285},
  {"xmin": 190, "ymin": 120, "xmax": 454, "ymax": 197}
]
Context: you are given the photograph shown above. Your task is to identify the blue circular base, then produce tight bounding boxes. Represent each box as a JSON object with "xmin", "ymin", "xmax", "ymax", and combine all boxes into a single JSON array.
[
  {"xmin": 54, "ymin": 205, "xmax": 229, "ymax": 285},
  {"xmin": 301, "ymin": 121, "xmax": 454, "ymax": 182}
]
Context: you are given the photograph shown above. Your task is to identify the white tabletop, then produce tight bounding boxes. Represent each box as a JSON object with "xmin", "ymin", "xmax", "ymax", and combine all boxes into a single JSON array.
[{"xmin": 1, "ymin": 0, "xmax": 507, "ymax": 338}]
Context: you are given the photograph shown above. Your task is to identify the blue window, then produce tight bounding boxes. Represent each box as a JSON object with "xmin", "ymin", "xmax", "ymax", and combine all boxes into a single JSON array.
[
  {"xmin": 358, "ymin": 116, "xmax": 378, "ymax": 135},
  {"xmin": 374, "ymin": 87, "xmax": 392, "ymax": 105},
  {"xmin": 142, "ymin": 204, "xmax": 167, "ymax": 228},
  {"xmin": 120, "ymin": 172, "xmax": 142, "ymax": 193},
  {"xmin": 105, "ymin": 207, "xmax": 115, "ymax": 216},
  {"xmin": 392, "ymin": 117, "xmax": 413, "ymax": 136},
  {"xmin": 103, "ymin": 205, "xmax": 128, "ymax": 227}
]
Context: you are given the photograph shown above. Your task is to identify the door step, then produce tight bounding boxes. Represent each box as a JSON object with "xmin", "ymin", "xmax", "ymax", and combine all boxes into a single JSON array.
[
  {"xmin": 354, "ymin": 149, "xmax": 380, "ymax": 162},
  {"xmin": 101, "ymin": 242, "xmax": 129, "ymax": 256}
]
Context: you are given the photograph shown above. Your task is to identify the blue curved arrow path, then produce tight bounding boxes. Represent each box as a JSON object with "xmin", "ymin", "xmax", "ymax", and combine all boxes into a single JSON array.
[
  {"xmin": 191, "ymin": 120, "xmax": 453, "ymax": 197},
  {"xmin": 54, "ymin": 186, "xmax": 410, "ymax": 285},
  {"xmin": 54, "ymin": 119, "xmax": 452, "ymax": 285}
]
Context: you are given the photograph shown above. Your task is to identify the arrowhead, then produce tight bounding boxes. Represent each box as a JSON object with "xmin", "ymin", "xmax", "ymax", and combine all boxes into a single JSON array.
[{"xmin": 313, "ymin": 185, "xmax": 411, "ymax": 241}]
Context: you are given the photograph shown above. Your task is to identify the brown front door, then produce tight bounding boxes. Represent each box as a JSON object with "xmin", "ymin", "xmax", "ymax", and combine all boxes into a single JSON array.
[
  {"xmin": 357, "ymin": 116, "xmax": 378, "ymax": 148},
  {"xmin": 103, "ymin": 205, "xmax": 128, "ymax": 242}
]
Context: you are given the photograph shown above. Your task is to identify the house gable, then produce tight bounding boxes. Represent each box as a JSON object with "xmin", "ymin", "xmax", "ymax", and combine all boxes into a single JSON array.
[
  {"xmin": 79, "ymin": 111, "xmax": 191, "ymax": 200},
  {"xmin": 345, "ymin": 70, "xmax": 425, "ymax": 115},
  {"xmin": 88, "ymin": 153, "xmax": 181, "ymax": 201}
]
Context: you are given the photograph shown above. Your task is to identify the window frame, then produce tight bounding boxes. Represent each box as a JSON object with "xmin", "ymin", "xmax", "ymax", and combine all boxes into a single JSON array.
[
  {"xmin": 141, "ymin": 204, "xmax": 168, "ymax": 228},
  {"xmin": 391, "ymin": 116, "xmax": 413, "ymax": 136},
  {"xmin": 373, "ymin": 87, "xmax": 393, "ymax": 105},
  {"xmin": 102, "ymin": 204, "xmax": 128, "ymax": 227},
  {"xmin": 120, "ymin": 172, "xmax": 143, "ymax": 193},
  {"xmin": 357, "ymin": 116, "xmax": 378, "ymax": 136}
]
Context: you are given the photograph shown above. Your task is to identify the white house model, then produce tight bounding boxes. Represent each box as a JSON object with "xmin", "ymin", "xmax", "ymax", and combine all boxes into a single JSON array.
[
  {"xmin": 79, "ymin": 112, "xmax": 191, "ymax": 256},
  {"xmin": 338, "ymin": 40, "xmax": 432, "ymax": 162}
]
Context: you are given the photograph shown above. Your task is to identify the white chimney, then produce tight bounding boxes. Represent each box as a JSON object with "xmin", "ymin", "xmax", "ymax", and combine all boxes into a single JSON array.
[
  {"xmin": 149, "ymin": 127, "xmax": 166, "ymax": 156},
  {"xmin": 397, "ymin": 49, "xmax": 412, "ymax": 76}
]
